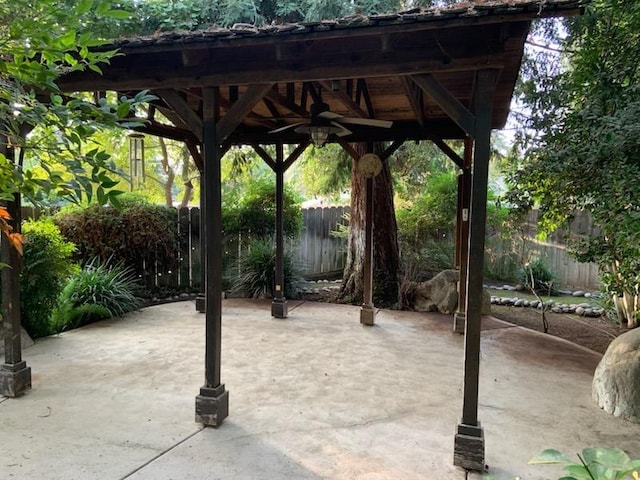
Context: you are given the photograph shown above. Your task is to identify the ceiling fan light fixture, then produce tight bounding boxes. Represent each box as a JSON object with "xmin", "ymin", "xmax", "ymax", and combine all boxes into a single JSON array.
[
  {"xmin": 310, "ymin": 125, "xmax": 330, "ymax": 147},
  {"xmin": 294, "ymin": 122, "xmax": 346, "ymax": 147}
]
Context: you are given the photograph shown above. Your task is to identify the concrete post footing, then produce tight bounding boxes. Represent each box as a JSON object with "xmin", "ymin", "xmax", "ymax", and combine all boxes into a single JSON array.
[
  {"xmin": 453, "ymin": 422, "xmax": 485, "ymax": 472},
  {"xmin": 0, "ymin": 361, "xmax": 32, "ymax": 397},
  {"xmin": 195, "ymin": 295, "xmax": 206, "ymax": 313},
  {"xmin": 271, "ymin": 298, "xmax": 288, "ymax": 318},
  {"xmin": 360, "ymin": 304, "xmax": 375, "ymax": 326},
  {"xmin": 195, "ymin": 385, "xmax": 229, "ymax": 427},
  {"xmin": 453, "ymin": 311, "xmax": 466, "ymax": 334}
]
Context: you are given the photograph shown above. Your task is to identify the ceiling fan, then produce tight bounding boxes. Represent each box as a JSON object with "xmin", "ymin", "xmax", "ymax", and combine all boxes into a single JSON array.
[{"xmin": 268, "ymin": 100, "xmax": 393, "ymax": 147}]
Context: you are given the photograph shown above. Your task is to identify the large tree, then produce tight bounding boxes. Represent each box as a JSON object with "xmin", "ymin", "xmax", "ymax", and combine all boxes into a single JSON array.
[{"xmin": 507, "ymin": 0, "xmax": 640, "ymax": 327}]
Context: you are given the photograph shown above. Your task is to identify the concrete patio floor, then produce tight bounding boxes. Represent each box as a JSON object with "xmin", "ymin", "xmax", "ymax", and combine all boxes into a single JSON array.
[{"xmin": 1, "ymin": 299, "xmax": 638, "ymax": 480}]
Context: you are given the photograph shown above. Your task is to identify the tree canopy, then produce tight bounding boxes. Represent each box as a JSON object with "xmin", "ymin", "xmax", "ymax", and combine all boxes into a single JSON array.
[{"xmin": 506, "ymin": 0, "xmax": 640, "ymax": 327}]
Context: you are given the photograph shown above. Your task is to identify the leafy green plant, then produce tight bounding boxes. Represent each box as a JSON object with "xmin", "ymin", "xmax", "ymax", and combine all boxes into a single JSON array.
[
  {"xmin": 18, "ymin": 218, "xmax": 78, "ymax": 338},
  {"xmin": 52, "ymin": 258, "xmax": 142, "ymax": 331},
  {"xmin": 528, "ymin": 448, "xmax": 640, "ymax": 480},
  {"xmin": 55, "ymin": 198, "xmax": 179, "ymax": 296},
  {"xmin": 227, "ymin": 238, "xmax": 302, "ymax": 299},
  {"xmin": 223, "ymin": 178, "xmax": 303, "ymax": 240},
  {"xmin": 519, "ymin": 259, "xmax": 557, "ymax": 296}
]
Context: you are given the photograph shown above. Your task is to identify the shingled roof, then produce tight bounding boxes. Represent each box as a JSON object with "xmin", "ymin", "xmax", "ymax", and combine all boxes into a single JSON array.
[{"xmin": 59, "ymin": 0, "xmax": 584, "ymax": 146}]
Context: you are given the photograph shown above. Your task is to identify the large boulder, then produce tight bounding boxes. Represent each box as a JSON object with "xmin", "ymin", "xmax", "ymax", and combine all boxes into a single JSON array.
[
  {"xmin": 414, "ymin": 269, "xmax": 460, "ymax": 314},
  {"xmin": 412, "ymin": 269, "xmax": 492, "ymax": 315},
  {"xmin": 592, "ymin": 328, "xmax": 640, "ymax": 423}
]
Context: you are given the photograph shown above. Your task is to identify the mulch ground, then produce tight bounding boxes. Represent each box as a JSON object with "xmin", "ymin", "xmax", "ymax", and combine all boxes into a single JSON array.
[{"xmin": 490, "ymin": 305, "xmax": 626, "ymax": 354}]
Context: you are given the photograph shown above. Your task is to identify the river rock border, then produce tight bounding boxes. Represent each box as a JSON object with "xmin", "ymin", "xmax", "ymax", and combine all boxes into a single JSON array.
[{"xmin": 487, "ymin": 284, "xmax": 604, "ymax": 318}]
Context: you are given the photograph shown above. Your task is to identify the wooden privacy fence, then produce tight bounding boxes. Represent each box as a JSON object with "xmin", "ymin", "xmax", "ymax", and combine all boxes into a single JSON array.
[
  {"xmin": 291, "ymin": 206, "xmax": 349, "ymax": 279},
  {"xmin": 148, "ymin": 206, "xmax": 349, "ymax": 293},
  {"xmin": 21, "ymin": 205, "xmax": 599, "ymax": 292},
  {"xmin": 486, "ymin": 210, "xmax": 601, "ymax": 290}
]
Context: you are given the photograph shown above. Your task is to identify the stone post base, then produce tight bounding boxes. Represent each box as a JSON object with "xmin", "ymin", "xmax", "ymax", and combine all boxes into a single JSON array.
[
  {"xmin": 195, "ymin": 294, "xmax": 206, "ymax": 313},
  {"xmin": 454, "ymin": 422, "xmax": 485, "ymax": 471},
  {"xmin": 0, "ymin": 361, "xmax": 32, "ymax": 397},
  {"xmin": 271, "ymin": 298, "xmax": 288, "ymax": 319},
  {"xmin": 453, "ymin": 311, "xmax": 466, "ymax": 334},
  {"xmin": 360, "ymin": 304, "xmax": 375, "ymax": 326},
  {"xmin": 195, "ymin": 385, "xmax": 229, "ymax": 427}
]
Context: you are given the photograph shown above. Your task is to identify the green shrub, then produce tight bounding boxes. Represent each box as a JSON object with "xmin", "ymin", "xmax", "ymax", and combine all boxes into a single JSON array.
[
  {"xmin": 519, "ymin": 259, "xmax": 557, "ymax": 295},
  {"xmin": 223, "ymin": 178, "xmax": 303, "ymax": 239},
  {"xmin": 54, "ymin": 198, "xmax": 179, "ymax": 295},
  {"xmin": 52, "ymin": 259, "xmax": 143, "ymax": 331},
  {"xmin": 227, "ymin": 238, "xmax": 302, "ymax": 299},
  {"xmin": 19, "ymin": 218, "xmax": 78, "ymax": 338}
]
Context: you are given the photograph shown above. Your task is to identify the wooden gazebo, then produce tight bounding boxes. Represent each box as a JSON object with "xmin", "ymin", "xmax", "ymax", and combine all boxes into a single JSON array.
[{"xmin": 2, "ymin": 0, "xmax": 582, "ymax": 471}]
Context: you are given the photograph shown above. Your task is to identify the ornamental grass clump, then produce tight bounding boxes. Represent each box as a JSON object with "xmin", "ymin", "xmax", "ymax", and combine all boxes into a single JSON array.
[
  {"xmin": 52, "ymin": 258, "xmax": 142, "ymax": 331},
  {"xmin": 227, "ymin": 238, "xmax": 303, "ymax": 299}
]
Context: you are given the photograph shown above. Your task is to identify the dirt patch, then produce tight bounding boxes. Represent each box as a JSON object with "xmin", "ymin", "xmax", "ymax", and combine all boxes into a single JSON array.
[{"xmin": 490, "ymin": 305, "xmax": 625, "ymax": 354}]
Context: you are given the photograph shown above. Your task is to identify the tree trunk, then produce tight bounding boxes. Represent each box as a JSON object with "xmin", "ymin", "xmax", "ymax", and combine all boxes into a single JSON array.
[
  {"xmin": 179, "ymin": 146, "xmax": 194, "ymax": 208},
  {"xmin": 158, "ymin": 137, "xmax": 175, "ymax": 207},
  {"xmin": 339, "ymin": 143, "xmax": 399, "ymax": 306}
]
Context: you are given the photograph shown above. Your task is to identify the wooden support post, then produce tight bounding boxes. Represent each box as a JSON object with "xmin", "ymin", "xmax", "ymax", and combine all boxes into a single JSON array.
[
  {"xmin": 454, "ymin": 70, "xmax": 498, "ymax": 472},
  {"xmin": 0, "ymin": 142, "xmax": 31, "ymax": 397},
  {"xmin": 195, "ymin": 169, "xmax": 206, "ymax": 313},
  {"xmin": 271, "ymin": 143, "xmax": 288, "ymax": 318},
  {"xmin": 453, "ymin": 137, "xmax": 473, "ymax": 334},
  {"xmin": 195, "ymin": 87, "xmax": 228, "ymax": 427},
  {"xmin": 360, "ymin": 175, "xmax": 375, "ymax": 326}
]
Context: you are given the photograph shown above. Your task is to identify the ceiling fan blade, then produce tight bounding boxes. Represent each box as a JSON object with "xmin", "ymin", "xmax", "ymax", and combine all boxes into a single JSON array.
[
  {"xmin": 316, "ymin": 111, "xmax": 343, "ymax": 120},
  {"xmin": 338, "ymin": 117, "xmax": 393, "ymax": 128},
  {"xmin": 331, "ymin": 121, "xmax": 352, "ymax": 137},
  {"xmin": 269, "ymin": 121, "xmax": 308, "ymax": 134}
]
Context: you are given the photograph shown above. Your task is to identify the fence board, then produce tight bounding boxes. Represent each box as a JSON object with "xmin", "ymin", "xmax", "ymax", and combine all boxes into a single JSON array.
[
  {"xmin": 178, "ymin": 207, "xmax": 191, "ymax": 289},
  {"xmin": 190, "ymin": 207, "xmax": 202, "ymax": 291}
]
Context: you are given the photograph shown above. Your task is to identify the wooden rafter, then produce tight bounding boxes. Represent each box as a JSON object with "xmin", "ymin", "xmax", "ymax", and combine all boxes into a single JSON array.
[
  {"xmin": 410, "ymin": 74, "xmax": 475, "ymax": 137},
  {"xmin": 156, "ymin": 89, "xmax": 204, "ymax": 141},
  {"xmin": 216, "ymin": 83, "xmax": 274, "ymax": 142},
  {"xmin": 283, "ymin": 141, "xmax": 310, "ymax": 172},
  {"xmin": 318, "ymin": 80, "xmax": 369, "ymax": 118},
  {"xmin": 400, "ymin": 76, "xmax": 425, "ymax": 127},
  {"xmin": 356, "ymin": 79, "xmax": 375, "ymax": 118},
  {"xmin": 430, "ymin": 136, "xmax": 464, "ymax": 169}
]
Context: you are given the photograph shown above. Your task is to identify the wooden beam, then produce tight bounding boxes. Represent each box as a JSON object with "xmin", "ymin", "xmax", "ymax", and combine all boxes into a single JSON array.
[
  {"xmin": 318, "ymin": 80, "xmax": 369, "ymax": 118},
  {"xmin": 217, "ymin": 94, "xmax": 279, "ymax": 129},
  {"xmin": 410, "ymin": 74, "xmax": 475, "ymax": 137},
  {"xmin": 336, "ymin": 139, "xmax": 359, "ymax": 161},
  {"xmin": 283, "ymin": 141, "xmax": 310, "ymax": 172},
  {"xmin": 356, "ymin": 79, "xmax": 375, "ymax": 118},
  {"xmin": 216, "ymin": 83, "xmax": 274, "ymax": 142},
  {"xmin": 264, "ymin": 89, "xmax": 309, "ymax": 118},
  {"xmin": 400, "ymin": 76, "xmax": 425, "ymax": 127},
  {"xmin": 133, "ymin": 120, "xmax": 200, "ymax": 145},
  {"xmin": 430, "ymin": 136, "xmax": 464, "ymax": 169},
  {"xmin": 250, "ymin": 143, "xmax": 277, "ymax": 171},
  {"xmin": 380, "ymin": 140, "xmax": 404, "ymax": 163},
  {"xmin": 60, "ymin": 49, "xmax": 508, "ymax": 92},
  {"xmin": 186, "ymin": 140, "xmax": 204, "ymax": 172},
  {"xmin": 156, "ymin": 89, "xmax": 203, "ymax": 141}
]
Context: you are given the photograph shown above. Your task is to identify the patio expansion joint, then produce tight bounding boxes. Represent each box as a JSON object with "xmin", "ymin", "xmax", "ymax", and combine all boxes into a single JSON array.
[
  {"xmin": 119, "ymin": 427, "xmax": 205, "ymax": 480},
  {"xmin": 227, "ymin": 411, "xmax": 405, "ymax": 442}
]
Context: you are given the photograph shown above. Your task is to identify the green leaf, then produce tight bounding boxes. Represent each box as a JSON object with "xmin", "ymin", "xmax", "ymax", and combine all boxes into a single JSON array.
[
  {"xmin": 116, "ymin": 102, "xmax": 131, "ymax": 118},
  {"xmin": 77, "ymin": 0, "xmax": 94, "ymax": 15},
  {"xmin": 59, "ymin": 31, "xmax": 76, "ymax": 49},
  {"xmin": 529, "ymin": 449, "xmax": 574, "ymax": 465},
  {"xmin": 104, "ymin": 9, "xmax": 132, "ymax": 19}
]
